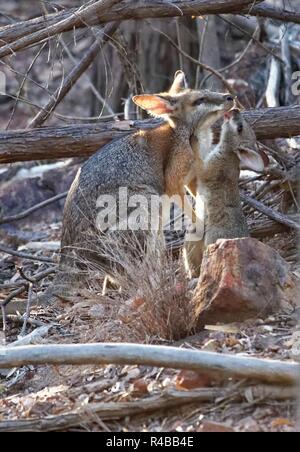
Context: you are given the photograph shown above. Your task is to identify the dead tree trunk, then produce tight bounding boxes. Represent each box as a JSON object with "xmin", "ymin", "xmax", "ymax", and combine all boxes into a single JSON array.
[{"xmin": 0, "ymin": 106, "xmax": 300, "ymax": 164}]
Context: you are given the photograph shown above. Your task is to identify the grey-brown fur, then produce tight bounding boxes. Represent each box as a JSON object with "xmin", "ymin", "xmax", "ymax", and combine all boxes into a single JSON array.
[
  {"xmin": 61, "ymin": 95, "xmax": 231, "ymax": 264},
  {"xmin": 45, "ymin": 73, "xmax": 233, "ymax": 301},
  {"xmin": 184, "ymin": 110, "xmax": 265, "ymax": 277},
  {"xmin": 201, "ymin": 112, "xmax": 252, "ymax": 246}
]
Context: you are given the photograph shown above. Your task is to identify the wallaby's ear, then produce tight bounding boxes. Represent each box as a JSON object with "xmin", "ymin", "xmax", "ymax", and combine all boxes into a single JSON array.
[
  {"xmin": 132, "ymin": 94, "xmax": 175, "ymax": 116},
  {"xmin": 237, "ymin": 147, "xmax": 266, "ymax": 172},
  {"xmin": 169, "ymin": 70, "xmax": 188, "ymax": 94}
]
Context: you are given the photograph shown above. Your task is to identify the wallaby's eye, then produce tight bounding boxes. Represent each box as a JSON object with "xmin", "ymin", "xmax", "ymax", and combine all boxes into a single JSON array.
[
  {"xmin": 237, "ymin": 123, "xmax": 243, "ymax": 134},
  {"xmin": 193, "ymin": 97, "xmax": 205, "ymax": 106}
]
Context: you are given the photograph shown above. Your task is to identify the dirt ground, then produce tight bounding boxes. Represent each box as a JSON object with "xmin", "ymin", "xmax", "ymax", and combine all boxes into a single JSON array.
[{"xmin": 0, "ymin": 0, "xmax": 300, "ymax": 433}]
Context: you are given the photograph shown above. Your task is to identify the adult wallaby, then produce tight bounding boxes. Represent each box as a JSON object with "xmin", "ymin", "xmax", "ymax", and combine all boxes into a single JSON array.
[
  {"xmin": 184, "ymin": 109, "xmax": 268, "ymax": 278},
  {"xmin": 60, "ymin": 73, "xmax": 233, "ymax": 268},
  {"xmin": 40, "ymin": 72, "xmax": 234, "ymax": 303}
]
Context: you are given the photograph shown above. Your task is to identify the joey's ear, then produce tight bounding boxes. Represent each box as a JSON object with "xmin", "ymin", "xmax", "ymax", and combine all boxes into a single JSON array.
[
  {"xmin": 132, "ymin": 94, "xmax": 175, "ymax": 116},
  {"xmin": 169, "ymin": 70, "xmax": 188, "ymax": 94},
  {"xmin": 237, "ymin": 147, "xmax": 266, "ymax": 173}
]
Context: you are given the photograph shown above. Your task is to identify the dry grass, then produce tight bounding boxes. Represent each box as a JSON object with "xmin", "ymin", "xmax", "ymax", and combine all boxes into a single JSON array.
[{"xmin": 77, "ymin": 231, "xmax": 197, "ymax": 342}]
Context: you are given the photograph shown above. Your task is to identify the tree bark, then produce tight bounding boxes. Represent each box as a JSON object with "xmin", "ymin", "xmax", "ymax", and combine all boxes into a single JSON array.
[
  {"xmin": 249, "ymin": 3, "xmax": 300, "ymax": 26},
  {"xmin": 0, "ymin": 342, "xmax": 299, "ymax": 384},
  {"xmin": 0, "ymin": 1, "xmax": 265, "ymax": 55},
  {"xmin": 0, "ymin": 386, "xmax": 296, "ymax": 432},
  {"xmin": 1, "ymin": 106, "xmax": 300, "ymax": 164}
]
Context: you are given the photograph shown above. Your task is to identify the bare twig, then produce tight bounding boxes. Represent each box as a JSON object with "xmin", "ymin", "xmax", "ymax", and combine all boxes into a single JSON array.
[
  {"xmin": 17, "ymin": 268, "xmax": 36, "ymax": 284},
  {"xmin": 20, "ymin": 283, "xmax": 34, "ymax": 337},
  {"xmin": 0, "ymin": 1, "xmax": 265, "ymax": 53},
  {"xmin": 0, "ymin": 0, "xmax": 122, "ymax": 58},
  {"xmin": 195, "ymin": 17, "xmax": 208, "ymax": 89},
  {"xmin": 6, "ymin": 43, "xmax": 47, "ymax": 130},
  {"xmin": 249, "ymin": 3, "xmax": 300, "ymax": 26},
  {"xmin": 149, "ymin": 24, "xmax": 236, "ymax": 96},
  {"xmin": 0, "ymin": 385, "xmax": 296, "ymax": 432},
  {"xmin": 0, "ymin": 245, "xmax": 56, "ymax": 264},
  {"xmin": 59, "ymin": 37, "xmax": 115, "ymax": 117},
  {"xmin": 175, "ymin": 18, "xmax": 184, "ymax": 71},
  {"xmin": 0, "ymin": 343, "xmax": 299, "ymax": 384},
  {"xmin": 241, "ymin": 192, "xmax": 300, "ymax": 231},
  {"xmin": 219, "ymin": 14, "xmax": 284, "ymax": 63},
  {"xmin": 28, "ymin": 22, "xmax": 119, "ymax": 128},
  {"xmin": 0, "ymin": 268, "xmax": 56, "ymax": 310},
  {"xmin": 200, "ymin": 24, "xmax": 259, "ymax": 88},
  {"xmin": 0, "ymin": 192, "xmax": 68, "ymax": 225},
  {"xmin": 6, "ymin": 315, "xmax": 45, "ymax": 328}
]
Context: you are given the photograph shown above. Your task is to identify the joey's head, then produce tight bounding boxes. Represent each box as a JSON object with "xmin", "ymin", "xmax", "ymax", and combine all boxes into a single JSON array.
[
  {"xmin": 132, "ymin": 71, "xmax": 235, "ymax": 133},
  {"xmin": 222, "ymin": 109, "xmax": 269, "ymax": 172}
]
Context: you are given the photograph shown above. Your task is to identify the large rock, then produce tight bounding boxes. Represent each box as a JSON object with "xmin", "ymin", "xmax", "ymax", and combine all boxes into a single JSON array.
[{"xmin": 194, "ymin": 238, "xmax": 299, "ymax": 325}]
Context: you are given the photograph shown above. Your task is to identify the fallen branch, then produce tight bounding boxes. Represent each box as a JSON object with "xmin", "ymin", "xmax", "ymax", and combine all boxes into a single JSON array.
[
  {"xmin": 28, "ymin": 22, "xmax": 119, "ymax": 128},
  {"xmin": 0, "ymin": 0, "xmax": 121, "ymax": 58},
  {"xmin": 0, "ymin": 385, "xmax": 296, "ymax": 432},
  {"xmin": 0, "ymin": 301, "xmax": 34, "ymax": 317},
  {"xmin": 0, "ymin": 268, "xmax": 56, "ymax": 309},
  {"xmin": 0, "ymin": 192, "xmax": 68, "ymax": 225},
  {"xmin": 249, "ymin": 3, "xmax": 300, "ymax": 26},
  {"xmin": 0, "ymin": 1, "xmax": 264, "ymax": 53},
  {"xmin": 1, "ymin": 106, "xmax": 300, "ymax": 164},
  {"xmin": 0, "ymin": 343, "xmax": 298, "ymax": 384},
  {"xmin": 249, "ymin": 218, "xmax": 288, "ymax": 238},
  {"xmin": 5, "ymin": 315, "xmax": 46, "ymax": 328},
  {"xmin": 0, "ymin": 245, "xmax": 56, "ymax": 264},
  {"xmin": 9, "ymin": 325, "xmax": 53, "ymax": 347},
  {"xmin": 241, "ymin": 192, "xmax": 300, "ymax": 232},
  {"xmin": 2, "ymin": 2, "xmax": 299, "ymax": 60}
]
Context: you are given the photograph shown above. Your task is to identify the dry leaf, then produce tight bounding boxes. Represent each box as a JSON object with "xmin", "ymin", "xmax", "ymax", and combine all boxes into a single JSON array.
[
  {"xmin": 271, "ymin": 418, "xmax": 295, "ymax": 428},
  {"xmin": 225, "ymin": 335, "xmax": 240, "ymax": 347},
  {"xmin": 130, "ymin": 379, "xmax": 149, "ymax": 396},
  {"xmin": 175, "ymin": 370, "xmax": 214, "ymax": 390}
]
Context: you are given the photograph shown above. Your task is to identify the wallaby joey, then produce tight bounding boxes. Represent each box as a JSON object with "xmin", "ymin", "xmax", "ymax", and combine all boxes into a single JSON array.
[
  {"xmin": 184, "ymin": 109, "xmax": 268, "ymax": 278},
  {"xmin": 59, "ymin": 72, "xmax": 233, "ymax": 274}
]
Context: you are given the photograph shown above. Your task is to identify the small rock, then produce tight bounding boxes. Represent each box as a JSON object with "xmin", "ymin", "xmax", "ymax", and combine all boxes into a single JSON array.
[
  {"xmin": 194, "ymin": 238, "xmax": 299, "ymax": 325},
  {"xmin": 124, "ymin": 367, "xmax": 141, "ymax": 382}
]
